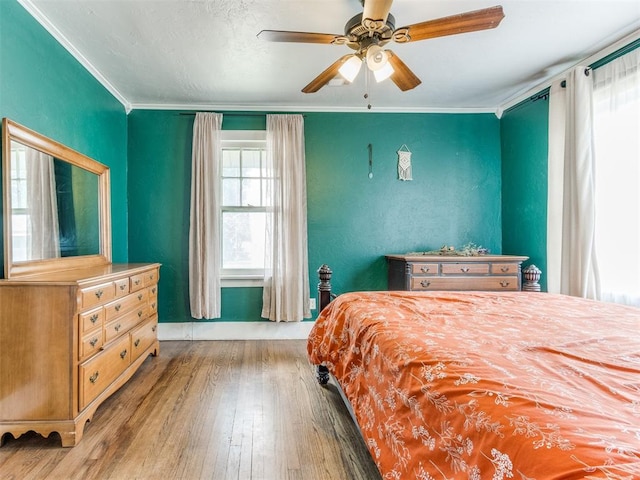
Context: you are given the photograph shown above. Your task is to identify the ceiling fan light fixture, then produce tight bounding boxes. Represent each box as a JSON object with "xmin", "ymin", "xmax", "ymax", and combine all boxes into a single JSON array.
[
  {"xmin": 365, "ymin": 44, "xmax": 389, "ymax": 71},
  {"xmin": 338, "ymin": 55, "xmax": 362, "ymax": 83},
  {"xmin": 373, "ymin": 61, "xmax": 394, "ymax": 83}
]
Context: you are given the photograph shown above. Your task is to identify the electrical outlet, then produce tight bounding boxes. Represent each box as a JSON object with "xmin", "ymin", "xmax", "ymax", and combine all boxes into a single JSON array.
[{"xmin": 310, "ymin": 298, "xmax": 317, "ymax": 310}]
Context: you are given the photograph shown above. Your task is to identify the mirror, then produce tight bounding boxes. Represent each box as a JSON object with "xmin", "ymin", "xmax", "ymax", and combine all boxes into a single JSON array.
[{"xmin": 2, "ymin": 118, "xmax": 111, "ymax": 278}]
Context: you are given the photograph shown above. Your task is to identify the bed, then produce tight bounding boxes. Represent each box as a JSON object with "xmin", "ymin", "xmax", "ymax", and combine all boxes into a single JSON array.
[{"xmin": 307, "ymin": 267, "xmax": 640, "ymax": 479}]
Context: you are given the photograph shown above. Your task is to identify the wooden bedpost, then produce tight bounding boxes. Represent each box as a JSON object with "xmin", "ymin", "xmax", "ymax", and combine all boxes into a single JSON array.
[
  {"xmin": 317, "ymin": 264, "xmax": 333, "ymax": 312},
  {"xmin": 316, "ymin": 264, "xmax": 332, "ymax": 385}
]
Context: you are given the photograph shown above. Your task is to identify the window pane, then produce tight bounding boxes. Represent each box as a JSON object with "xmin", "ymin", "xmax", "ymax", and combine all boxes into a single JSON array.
[
  {"xmin": 241, "ymin": 179, "xmax": 262, "ymax": 206},
  {"xmin": 222, "ymin": 178, "xmax": 241, "ymax": 206},
  {"xmin": 222, "ymin": 211, "xmax": 265, "ymax": 269},
  {"xmin": 11, "ymin": 214, "xmax": 28, "ymax": 262},
  {"xmin": 242, "ymin": 150, "xmax": 262, "ymax": 178},
  {"xmin": 222, "ymin": 150, "xmax": 240, "ymax": 177}
]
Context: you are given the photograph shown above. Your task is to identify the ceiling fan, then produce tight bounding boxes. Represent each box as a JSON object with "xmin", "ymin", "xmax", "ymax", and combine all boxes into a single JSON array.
[{"xmin": 257, "ymin": 1, "xmax": 505, "ymax": 94}]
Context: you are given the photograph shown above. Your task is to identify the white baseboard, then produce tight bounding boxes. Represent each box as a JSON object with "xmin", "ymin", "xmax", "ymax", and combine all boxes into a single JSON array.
[{"xmin": 158, "ymin": 321, "xmax": 315, "ymax": 341}]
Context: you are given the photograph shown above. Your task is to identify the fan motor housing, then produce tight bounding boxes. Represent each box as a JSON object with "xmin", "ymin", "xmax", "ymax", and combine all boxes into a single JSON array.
[{"xmin": 344, "ymin": 13, "xmax": 395, "ymax": 51}]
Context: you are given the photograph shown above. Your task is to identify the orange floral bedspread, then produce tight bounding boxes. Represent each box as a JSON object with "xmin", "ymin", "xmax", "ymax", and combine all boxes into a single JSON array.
[{"xmin": 307, "ymin": 291, "xmax": 640, "ymax": 479}]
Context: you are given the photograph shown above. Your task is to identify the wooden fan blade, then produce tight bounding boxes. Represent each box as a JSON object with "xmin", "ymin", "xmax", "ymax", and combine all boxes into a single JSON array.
[
  {"xmin": 302, "ymin": 55, "xmax": 353, "ymax": 93},
  {"xmin": 362, "ymin": 0, "xmax": 394, "ymax": 30},
  {"xmin": 396, "ymin": 5, "xmax": 504, "ymax": 42},
  {"xmin": 386, "ymin": 51, "xmax": 421, "ymax": 91},
  {"xmin": 257, "ymin": 30, "xmax": 342, "ymax": 44}
]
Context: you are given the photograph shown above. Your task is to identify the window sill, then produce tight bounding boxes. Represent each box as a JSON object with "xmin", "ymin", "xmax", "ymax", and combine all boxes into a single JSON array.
[{"xmin": 221, "ymin": 276, "xmax": 263, "ymax": 288}]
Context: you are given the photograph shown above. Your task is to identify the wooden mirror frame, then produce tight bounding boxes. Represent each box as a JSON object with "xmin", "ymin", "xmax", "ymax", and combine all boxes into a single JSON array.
[{"xmin": 2, "ymin": 118, "xmax": 112, "ymax": 278}]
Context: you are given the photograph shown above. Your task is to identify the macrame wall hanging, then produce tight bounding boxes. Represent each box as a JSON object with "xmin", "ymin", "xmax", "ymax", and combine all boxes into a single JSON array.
[{"xmin": 397, "ymin": 144, "xmax": 413, "ymax": 181}]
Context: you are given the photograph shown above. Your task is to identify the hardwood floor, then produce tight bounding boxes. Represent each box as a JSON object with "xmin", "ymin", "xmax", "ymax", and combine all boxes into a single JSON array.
[{"xmin": 0, "ymin": 341, "xmax": 381, "ymax": 480}]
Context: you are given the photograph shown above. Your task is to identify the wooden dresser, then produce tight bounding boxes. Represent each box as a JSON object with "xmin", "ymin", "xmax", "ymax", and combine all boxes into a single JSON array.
[
  {"xmin": 386, "ymin": 254, "xmax": 528, "ymax": 292},
  {"xmin": 0, "ymin": 263, "xmax": 160, "ymax": 447}
]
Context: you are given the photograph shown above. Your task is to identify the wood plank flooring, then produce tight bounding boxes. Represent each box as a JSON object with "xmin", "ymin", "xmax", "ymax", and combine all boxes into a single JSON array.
[{"xmin": 0, "ymin": 340, "xmax": 381, "ymax": 480}]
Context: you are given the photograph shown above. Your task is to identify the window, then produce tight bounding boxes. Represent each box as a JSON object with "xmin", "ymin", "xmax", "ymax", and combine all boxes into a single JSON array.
[
  {"xmin": 220, "ymin": 131, "xmax": 267, "ymax": 282},
  {"xmin": 593, "ymin": 50, "xmax": 640, "ymax": 306},
  {"xmin": 10, "ymin": 143, "xmax": 29, "ymax": 261}
]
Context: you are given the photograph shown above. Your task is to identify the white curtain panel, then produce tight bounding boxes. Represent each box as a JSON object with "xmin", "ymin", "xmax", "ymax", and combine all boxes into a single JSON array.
[
  {"xmin": 548, "ymin": 66, "xmax": 601, "ymax": 299},
  {"xmin": 26, "ymin": 148, "xmax": 60, "ymax": 260},
  {"xmin": 546, "ymin": 81, "xmax": 566, "ymax": 294},
  {"xmin": 262, "ymin": 114, "xmax": 311, "ymax": 322},
  {"xmin": 189, "ymin": 112, "xmax": 223, "ymax": 319},
  {"xmin": 592, "ymin": 48, "xmax": 640, "ymax": 306}
]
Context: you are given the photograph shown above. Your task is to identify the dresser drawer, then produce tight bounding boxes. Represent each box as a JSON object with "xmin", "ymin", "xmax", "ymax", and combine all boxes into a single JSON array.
[
  {"xmin": 79, "ymin": 335, "xmax": 131, "ymax": 409},
  {"xmin": 130, "ymin": 274, "xmax": 146, "ymax": 292},
  {"xmin": 79, "ymin": 330, "xmax": 104, "ymax": 361},
  {"xmin": 104, "ymin": 289, "xmax": 148, "ymax": 322},
  {"xmin": 491, "ymin": 263, "xmax": 519, "ymax": 275},
  {"xmin": 410, "ymin": 263, "xmax": 439, "ymax": 275},
  {"xmin": 410, "ymin": 276, "xmax": 519, "ymax": 291},
  {"xmin": 148, "ymin": 281, "xmax": 159, "ymax": 315},
  {"xmin": 114, "ymin": 278, "xmax": 130, "ymax": 297},
  {"xmin": 130, "ymin": 316, "xmax": 158, "ymax": 362},
  {"xmin": 79, "ymin": 307, "xmax": 104, "ymax": 335},
  {"xmin": 80, "ymin": 282, "xmax": 115, "ymax": 309},
  {"xmin": 104, "ymin": 306, "xmax": 149, "ymax": 343},
  {"xmin": 441, "ymin": 263, "xmax": 490, "ymax": 275},
  {"xmin": 144, "ymin": 269, "xmax": 159, "ymax": 287}
]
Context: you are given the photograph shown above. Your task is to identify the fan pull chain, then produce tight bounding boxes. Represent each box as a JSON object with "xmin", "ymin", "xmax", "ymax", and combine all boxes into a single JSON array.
[{"xmin": 364, "ymin": 66, "xmax": 372, "ymax": 110}]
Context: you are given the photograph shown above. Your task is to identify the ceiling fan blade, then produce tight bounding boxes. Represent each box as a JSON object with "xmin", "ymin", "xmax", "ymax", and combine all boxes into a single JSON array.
[
  {"xmin": 362, "ymin": 0, "xmax": 394, "ymax": 31},
  {"xmin": 302, "ymin": 55, "xmax": 353, "ymax": 93},
  {"xmin": 394, "ymin": 5, "xmax": 504, "ymax": 43},
  {"xmin": 386, "ymin": 51, "xmax": 421, "ymax": 91},
  {"xmin": 257, "ymin": 30, "xmax": 343, "ymax": 44}
]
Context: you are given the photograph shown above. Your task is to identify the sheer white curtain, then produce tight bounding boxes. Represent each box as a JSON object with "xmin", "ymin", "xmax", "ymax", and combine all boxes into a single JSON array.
[
  {"xmin": 26, "ymin": 148, "xmax": 60, "ymax": 260},
  {"xmin": 593, "ymin": 48, "xmax": 640, "ymax": 306},
  {"xmin": 189, "ymin": 112, "xmax": 223, "ymax": 319},
  {"xmin": 261, "ymin": 114, "xmax": 311, "ymax": 322},
  {"xmin": 547, "ymin": 66, "xmax": 600, "ymax": 299}
]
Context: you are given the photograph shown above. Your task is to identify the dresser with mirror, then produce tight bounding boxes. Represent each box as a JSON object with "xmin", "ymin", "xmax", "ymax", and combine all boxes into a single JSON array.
[{"xmin": 0, "ymin": 118, "xmax": 160, "ymax": 447}]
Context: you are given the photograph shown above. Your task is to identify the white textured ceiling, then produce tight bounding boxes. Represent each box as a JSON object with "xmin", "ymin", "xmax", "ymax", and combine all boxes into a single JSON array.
[{"xmin": 22, "ymin": 0, "xmax": 640, "ymax": 113}]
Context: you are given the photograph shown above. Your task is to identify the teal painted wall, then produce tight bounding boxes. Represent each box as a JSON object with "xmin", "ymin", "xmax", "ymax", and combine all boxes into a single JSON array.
[
  {"xmin": 0, "ymin": 0, "xmax": 128, "ymax": 273},
  {"xmin": 128, "ymin": 110, "xmax": 502, "ymax": 323},
  {"xmin": 0, "ymin": 0, "xmax": 544, "ymax": 319},
  {"xmin": 500, "ymin": 97, "xmax": 550, "ymax": 290}
]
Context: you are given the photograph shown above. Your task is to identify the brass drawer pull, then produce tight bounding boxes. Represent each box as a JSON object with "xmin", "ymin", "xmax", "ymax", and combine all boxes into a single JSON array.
[
  {"xmin": 138, "ymin": 294, "xmax": 143, "ymax": 301},
  {"xmin": 115, "ymin": 304, "xmax": 122, "ymax": 312},
  {"xmin": 138, "ymin": 310, "xmax": 143, "ymax": 318},
  {"xmin": 420, "ymin": 266, "xmax": 430, "ymax": 273},
  {"xmin": 89, "ymin": 337, "xmax": 99, "ymax": 347},
  {"xmin": 90, "ymin": 314, "xmax": 99, "ymax": 324},
  {"xmin": 134, "ymin": 338, "xmax": 141, "ymax": 347},
  {"xmin": 119, "ymin": 284, "xmax": 127, "ymax": 291},
  {"xmin": 149, "ymin": 274, "xmax": 155, "ymax": 281},
  {"xmin": 420, "ymin": 280, "xmax": 431, "ymax": 288},
  {"xmin": 500, "ymin": 266, "xmax": 509, "ymax": 273},
  {"xmin": 95, "ymin": 290, "xmax": 103, "ymax": 299},
  {"xmin": 120, "ymin": 349, "xmax": 128, "ymax": 359},
  {"xmin": 152, "ymin": 287, "xmax": 157, "ymax": 294},
  {"xmin": 151, "ymin": 302, "xmax": 156, "ymax": 309},
  {"xmin": 500, "ymin": 281, "xmax": 510, "ymax": 287},
  {"xmin": 152, "ymin": 326, "xmax": 157, "ymax": 333},
  {"xmin": 134, "ymin": 279, "xmax": 141, "ymax": 286},
  {"xmin": 460, "ymin": 267, "xmax": 469, "ymax": 273},
  {"xmin": 114, "ymin": 323, "xmax": 122, "ymax": 332},
  {"xmin": 89, "ymin": 371, "xmax": 99, "ymax": 384}
]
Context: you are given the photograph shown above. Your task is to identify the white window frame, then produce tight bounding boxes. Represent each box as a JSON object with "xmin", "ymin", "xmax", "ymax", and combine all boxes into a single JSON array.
[{"xmin": 220, "ymin": 130, "xmax": 267, "ymax": 287}]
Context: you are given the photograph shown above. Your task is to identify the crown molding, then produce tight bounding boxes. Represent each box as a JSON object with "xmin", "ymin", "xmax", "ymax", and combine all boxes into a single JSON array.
[
  {"xmin": 17, "ymin": 0, "xmax": 132, "ymax": 113},
  {"xmin": 128, "ymin": 102, "xmax": 498, "ymax": 115},
  {"xmin": 497, "ymin": 28, "xmax": 640, "ymax": 116}
]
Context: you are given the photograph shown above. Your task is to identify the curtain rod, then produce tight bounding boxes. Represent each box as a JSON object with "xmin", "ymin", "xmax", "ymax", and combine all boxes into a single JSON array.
[
  {"xmin": 530, "ymin": 67, "xmax": 592, "ymax": 103},
  {"xmin": 178, "ymin": 112, "xmax": 306, "ymax": 117},
  {"xmin": 178, "ymin": 112, "xmax": 265, "ymax": 117}
]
